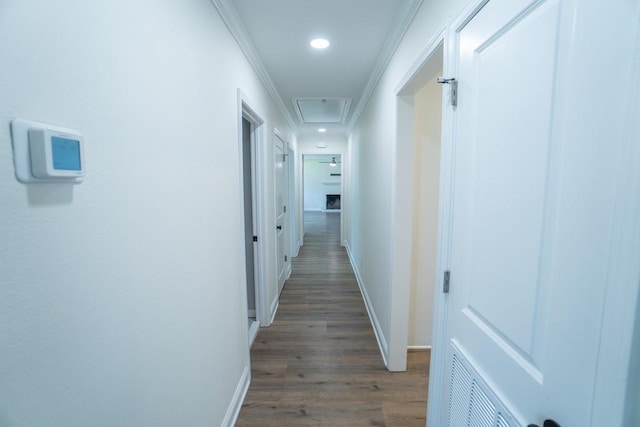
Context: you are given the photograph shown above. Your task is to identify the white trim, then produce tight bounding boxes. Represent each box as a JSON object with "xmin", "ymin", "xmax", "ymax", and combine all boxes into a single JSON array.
[
  {"xmin": 591, "ymin": 6, "xmax": 640, "ymax": 424},
  {"xmin": 211, "ymin": 0, "xmax": 296, "ymax": 131},
  {"xmin": 425, "ymin": 19, "xmax": 462, "ymax": 427},
  {"xmin": 386, "ymin": 95, "xmax": 414, "ymax": 372},
  {"xmin": 221, "ymin": 366, "xmax": 251, "ymax": 427},
  {"xmin": 347, "ymin": 0, "xmax": 425, "ymax": 134},
  {"xmin": 248, "ymin": 320, "xmax": 260, "ymax": 346},
  {"xmin": 407, "ymin": 345, "xmax": 432, "ymax": 350},
  {"xmin": 450, "ymin": 0, "xmax": 490, "ymax": 32},
  {"xmin": 395, "ymin": 22, "xmax": 449, "ymax": 95},
  {"xmin": 268, "ymin": 298, "xmax": 279, "ymax": 325},
  {"xmin": 238, "ymin": 89, "xmax": 270, "ymax": 328},
  {"xmin": 387, "ymin": 20, "xmax": 449, "ymax": 374},
  {"xmin": 346, "ymin": 242, "xmax": 389, "ymax": 367}
]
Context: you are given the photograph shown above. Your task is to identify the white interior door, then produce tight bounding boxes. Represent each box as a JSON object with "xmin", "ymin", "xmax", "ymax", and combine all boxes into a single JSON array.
[
  {"xmin": 443, "ymin": 0, "xmax": 629, "ymax": 425},
  {"xmin": 274, "ymin": 134, "xmax": 288, "ymax": 294}
]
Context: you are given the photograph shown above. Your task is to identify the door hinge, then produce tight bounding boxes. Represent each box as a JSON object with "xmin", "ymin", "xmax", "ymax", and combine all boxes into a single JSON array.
[
  {"xmin": 284, "ymin": 205, "xmax": 287, "ymax": 213},
  {"xmin": 284, "ymin": 255, "xmax": 288, "ymax": 262},
  {"xmin": 437, "ymin": 77, "xmax": 457, "ymax": 107},
  {"xmin": 443, "ymin": 270, "xmax": 451, "ymax": 294},
  {"xmin": 252, "ymin": 236, "xmax": 258, "ymax": 242}
]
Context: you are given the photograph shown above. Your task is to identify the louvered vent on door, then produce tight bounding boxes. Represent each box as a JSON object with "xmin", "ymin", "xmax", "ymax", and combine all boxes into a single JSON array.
[
  {"xmin": 496, "ymin": 414, "xmax": 511, "ymax": 427},
  {"xmin": 447, "ymin": 343, "xmax": 521, "ymax": 427}
]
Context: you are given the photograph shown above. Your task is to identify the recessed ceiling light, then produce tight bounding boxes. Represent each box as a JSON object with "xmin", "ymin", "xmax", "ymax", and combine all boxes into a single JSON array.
[
  {"xmin": 318, "ymin": 128, "xmax": 326, "ymax": 133},
  {"xmin": 310, "ymin": 38, "xmax": 330, "ymax": 49}
]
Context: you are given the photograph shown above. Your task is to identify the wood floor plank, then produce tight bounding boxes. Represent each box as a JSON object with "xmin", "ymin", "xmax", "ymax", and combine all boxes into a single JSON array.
[{"xmin": 236, "ymin": 212, "xmax": 429, "ymax": 426}]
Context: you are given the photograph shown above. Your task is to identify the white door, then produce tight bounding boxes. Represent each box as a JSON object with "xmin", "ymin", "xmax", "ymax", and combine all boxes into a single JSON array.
[
  {"xmin": 443, "ymin": 0, "xmax": 632, "ymax": 425},
  {"xmin": 274, "ymin": 134, "xmax": 288, "ymax": 294}
]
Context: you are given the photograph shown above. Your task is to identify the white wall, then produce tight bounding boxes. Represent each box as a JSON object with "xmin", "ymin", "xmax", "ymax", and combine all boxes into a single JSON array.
[
  {"xmin": 303, "ymin": 156, "xmax": 341, "ymax": 211},
  {"xmin": 408, "ymin": 73, "xmax": 442, "ymax": 347},
  {"xmin": 0, "ymin": 1, "xmax": 293, "ymax": 425},
  {"xmin": 345, "ymin": 0, "xmax": 467, "ymax": 366}
]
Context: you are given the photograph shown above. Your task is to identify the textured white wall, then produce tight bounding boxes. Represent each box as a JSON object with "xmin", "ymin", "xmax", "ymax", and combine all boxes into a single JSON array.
[{"xmin": 0, "ymin": 1, "xmax": 292, "ymax": 425}]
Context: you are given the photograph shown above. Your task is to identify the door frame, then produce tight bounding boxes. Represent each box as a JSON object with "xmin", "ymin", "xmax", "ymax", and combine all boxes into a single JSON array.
[
  {"xmin": 298, "ymin": 150, "xmax": 347, "ymax": 247},
  {"xmin": 237, "ymin": 89, "xmax": 270, "ymax": 328},
  {"xmin": 388, "ymin": 23, "xmax": 450, "ymax": 375}
]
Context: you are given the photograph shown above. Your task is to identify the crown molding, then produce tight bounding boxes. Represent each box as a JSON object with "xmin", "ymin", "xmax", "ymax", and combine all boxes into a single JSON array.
[
  {"xmin": 209, "ymin": 0, "xmax": 298, "ymax": 132},
  {"xmin": 346, "ymin": 0, "xmax": 424, "ymax": 134}
]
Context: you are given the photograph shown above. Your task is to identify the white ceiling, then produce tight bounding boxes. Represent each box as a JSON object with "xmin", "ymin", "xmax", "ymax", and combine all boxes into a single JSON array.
[{"xmin": 212, "ymin": 0, "xmax": 423, "ymax": 139}]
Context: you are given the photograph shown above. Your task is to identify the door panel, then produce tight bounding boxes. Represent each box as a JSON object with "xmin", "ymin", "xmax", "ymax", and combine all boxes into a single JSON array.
[
  {"xmin": 275, "ymin": 134, "xmax": 288, "ymax": 293},
  {"xmin": 459, "ymin": 0, "xmax": 560, "ymax": 368},
  {"xmin": 445, "ymin": 0, "xmax": 618, "ymax": 425}
]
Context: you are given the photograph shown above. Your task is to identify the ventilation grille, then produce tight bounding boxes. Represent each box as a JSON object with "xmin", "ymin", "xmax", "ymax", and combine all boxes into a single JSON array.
[
  {"xmin": 448, "ymin": 345, "xmax": 521, "ymax": 427},
  {"xmin": 497, "ymin": 414, "xmax": 511, "ymax": 427}
]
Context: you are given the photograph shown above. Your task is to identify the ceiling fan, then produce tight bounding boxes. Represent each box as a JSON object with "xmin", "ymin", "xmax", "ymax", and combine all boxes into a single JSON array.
[{"xmin": 319, "ymin": 157, "xmax": 341, "ymax": 167}]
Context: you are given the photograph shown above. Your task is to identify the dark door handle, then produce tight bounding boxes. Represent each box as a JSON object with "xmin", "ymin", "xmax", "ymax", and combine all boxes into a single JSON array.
[
  {"xmin": 528, "ymin": 420, "xmax": 561, "ymax": 427},
  {"xmin": 276, "ymin": 225, "xmax": 282, "ymax": 230}
]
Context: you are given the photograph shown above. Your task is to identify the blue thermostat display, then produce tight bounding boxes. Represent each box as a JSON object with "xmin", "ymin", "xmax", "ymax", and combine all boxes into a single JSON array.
[
  {"xmin": 51, "ymin": 136, "xmax": 82, "ymax": 171},
  {"xmin": 28, "ymin": 128, "xmax": 85, "ymax": 180},
  {"xmin": 10, "ymin": 119, "xmax": 85, "ymax": 184}
]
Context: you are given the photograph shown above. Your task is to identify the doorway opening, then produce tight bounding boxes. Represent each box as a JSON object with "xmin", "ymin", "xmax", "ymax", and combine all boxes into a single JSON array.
[
  {"xmin": 241, "ymin": 117, "xmax": 259, "ymax": 344},
  {"xmin": 390, "ymin": 26, "xmax": 447, "ymax": 420},
  {"xmin": 239, "ymin": 94, "xmax": 267, "ymax": 346},
  {"xmin": 302, "ymin": 154, "xmax": 343, "ymax": 243}
]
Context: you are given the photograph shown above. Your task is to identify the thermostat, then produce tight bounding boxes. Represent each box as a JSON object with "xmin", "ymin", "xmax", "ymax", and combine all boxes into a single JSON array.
[{"xmin": 10, "ymin": 119, "xmax": 85, "ymax": 183}]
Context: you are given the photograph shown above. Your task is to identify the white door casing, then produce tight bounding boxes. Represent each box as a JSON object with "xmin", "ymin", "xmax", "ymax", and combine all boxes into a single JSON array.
[
  {"xmin": 238, "ymin": 91, "xmax": 273, "ymax": 328},
  {"xmin": 439, "ymin": 0, "xmax": 640, "ymax": 426}
]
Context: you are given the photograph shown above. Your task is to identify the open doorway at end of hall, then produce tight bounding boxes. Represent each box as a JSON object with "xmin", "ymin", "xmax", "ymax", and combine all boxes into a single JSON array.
[{"xmin": 302, "ymin": 154, "xmax": 342, "ymax": 238}]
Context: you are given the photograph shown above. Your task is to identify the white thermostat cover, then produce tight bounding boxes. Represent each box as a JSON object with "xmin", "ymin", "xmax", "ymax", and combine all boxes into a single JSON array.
[{"xmin": 10, "ymin": 118, "xmax": 84, "ymax": 184}]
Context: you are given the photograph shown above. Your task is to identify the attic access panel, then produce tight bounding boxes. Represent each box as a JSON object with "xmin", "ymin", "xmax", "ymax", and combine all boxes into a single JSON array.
[{"xmin": 293, "ymin": 98, "xmax": 352, "ymax": 124}]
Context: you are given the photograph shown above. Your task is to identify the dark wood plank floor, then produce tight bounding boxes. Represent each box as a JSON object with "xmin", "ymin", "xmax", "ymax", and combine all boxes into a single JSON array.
[{"xmin": 236, "ymin": 212, "xmax": 430, "ymax": 426}]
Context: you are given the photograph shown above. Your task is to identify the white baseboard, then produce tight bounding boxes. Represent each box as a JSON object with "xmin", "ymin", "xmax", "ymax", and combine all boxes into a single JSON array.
[
  {"xmin": 248, "ymin": 320, "xmax": 260, "ymax": 346},
  {"xmin": 345, "ymin": 242, "xmax": 389, "ymax": 367},
  {"xmin": 408, "ymin": 345, "xmax": 432, "ymax": 350},
  {"xmin": 268, "ymin": 297, "xmax": 279, "ymax": 325},
  {"xmin": 221, "ymin": 365, "xmax": 250, "ymax": 427}
]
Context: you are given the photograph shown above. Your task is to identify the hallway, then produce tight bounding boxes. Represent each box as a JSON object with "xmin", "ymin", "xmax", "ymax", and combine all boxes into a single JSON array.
[{"xmin": 236, "ymin": 212, "xmax": 430, "ymax": 426}]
